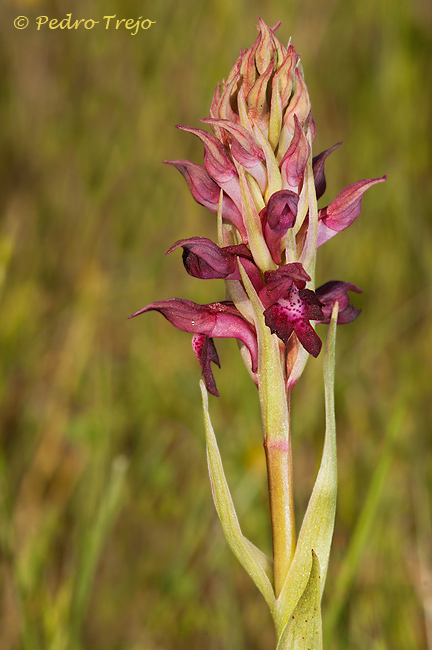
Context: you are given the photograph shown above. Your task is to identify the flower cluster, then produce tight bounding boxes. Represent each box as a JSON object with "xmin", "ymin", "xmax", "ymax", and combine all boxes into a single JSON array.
[{"xmin": 130, "ymin": 19, "xmax": 385, "ymax": 396}]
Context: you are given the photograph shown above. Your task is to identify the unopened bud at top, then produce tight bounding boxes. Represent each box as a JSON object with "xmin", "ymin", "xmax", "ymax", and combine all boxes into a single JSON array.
[{"xmin": 209, "ymin": 19, "xmax": 313, "ymax": 161}]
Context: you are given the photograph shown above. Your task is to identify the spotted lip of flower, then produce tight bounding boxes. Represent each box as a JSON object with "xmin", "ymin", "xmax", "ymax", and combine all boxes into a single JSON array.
[
  {"xmin": 262, "ymin": 266, "xmax": 325, "ymax": 358},
  {"xmin": 129, "ymin": 298, "xmax": 258, "ymax": 397},
  {"xmin": 259, "ymin": 265, "xmax": 362, "ymax": 358}
]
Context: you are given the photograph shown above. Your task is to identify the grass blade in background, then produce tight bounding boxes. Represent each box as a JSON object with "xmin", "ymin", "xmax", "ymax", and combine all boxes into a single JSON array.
[
  {"xmin": 323, "ymin": 406, "xmax": 405, "ymax": 643},
  {"xmin": 69, "ymin": 456, "xmax": 129, "ymax": 647}
]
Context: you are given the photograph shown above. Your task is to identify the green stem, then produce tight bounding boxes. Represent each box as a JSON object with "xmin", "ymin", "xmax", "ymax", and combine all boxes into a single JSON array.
[
  {"xmin": 256, "ymin": 324, "xmax": 296, "ymax": 598},
  {"xmin": 238, "ymin": 262, "xmax": 296, "ymax": 598},
  {"xmin": 263, "ymin": 389, "xmax": 295, "ymax": 597}
]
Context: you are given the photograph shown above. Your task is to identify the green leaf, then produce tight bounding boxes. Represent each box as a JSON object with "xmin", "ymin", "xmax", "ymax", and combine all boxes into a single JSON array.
[
  {"xmin": 200, "ymin": 381, "xmax": 276, "ymax": 614},
  {"xmin": 276, "ymin": 304, "xmax": 338, "ymax": 633},
  {"xmin": 276, "ymin": 550, "xmax": 323, "ymax": 650}
]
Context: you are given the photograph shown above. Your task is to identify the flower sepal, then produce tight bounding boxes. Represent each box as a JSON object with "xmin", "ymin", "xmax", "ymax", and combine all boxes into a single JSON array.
[
  {"xmin": 317, "ymin": 176, "xmax": 386, "ymax": 247},
  {"xmin": 129, "ymin": 298, "xmax": 258, "ymax": 397},
  {"xmin": 166, "ymin": 236, "xmax": 263, "ymax": 292},
  {"xmin": 165, "ymin": 159, "xmax": 247, "ymax": 241}
]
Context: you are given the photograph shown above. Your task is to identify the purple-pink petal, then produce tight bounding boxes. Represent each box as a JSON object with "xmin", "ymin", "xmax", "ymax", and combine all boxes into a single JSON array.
[
  {"xmin": 264, "ymin": 301, "xmax": 294, "ymax": 345},
  {"xmin": 261, "ymin": 263, "xmax": 311, "ymax": 306},
  {"xmin": 312, "ymin": 142, "xmax": 342, "ymax": 200},
  {"xmin": 266, "ymin": 190, "xmax": 299, "ymax": 231},
  {"xmin": 164, "ymin": 159, "xmax": 247, "ymax": 241},
  {"xmin": 264, "ymin": 284, "xmax": 323, "ymax": 357},
  {"xmin": 192, "ymin": 334, "xmax": 220, "ymax": 397},
  {"xmin": 293, "ymin": 317, "xmax": 322, "ymax": 358},
  {"xmin": 317, "ymin": 176, "xmax": 386, "ymax": 246},
  {"xmin": 129, "ymin": 298, "xmax": 258, "ymax": 373},
  {"xmin": 315, "ymin": 281, "xmax": 362, "ymax": 324},
  {"xmin": 166, "ymin": 237, "xmax": 253, "ymax": 280},
  {"xmin": 262, "ymin": 190, "xmax": 299, "ymax": 264},
  {"xmin": 201, "ymin": 118, "xmax": 265, "ymax": 168},
  {"xmin": 176, "ymin": 125, "xmax": 237, "ymax": 184},
  {"xmin": 280, "ymin": 115, "xmax": 311, "ymax": 191}
]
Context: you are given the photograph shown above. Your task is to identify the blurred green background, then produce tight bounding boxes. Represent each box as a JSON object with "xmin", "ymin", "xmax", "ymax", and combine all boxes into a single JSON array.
[{"xmin": 1, "ymin": 0, "xmax": 431, "ymax": 648}]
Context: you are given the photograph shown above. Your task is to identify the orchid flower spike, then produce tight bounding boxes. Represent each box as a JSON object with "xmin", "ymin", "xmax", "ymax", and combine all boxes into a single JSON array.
[
  {"xmin": 132, "ymin": 19, "xmax": 384, "ymax": 393},
  {"xmin": 130, "ymin": 18, "xmax": 386, "ymax": 648}
]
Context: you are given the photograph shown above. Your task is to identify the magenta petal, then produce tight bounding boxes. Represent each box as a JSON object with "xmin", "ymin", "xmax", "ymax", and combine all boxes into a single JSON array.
[
  {"xmin": 312, "ymin": 142, "xmax": 342, "ymax": 200},
  {"xmin": 237, "ymin": 257, "xmax": 266, "ymax": 294},
  {"xmin": 165, "ymin": 159, "xmax": 219, "ymax": 204},
  {"xmin": 261, "ymin": 263, "xmax": 311, "ymax": 306},
  {"xmin": 280, "ymin": 68, "xmax": 311, "ymax": 145},
  {"xmin": 334, "ymin": 305, "xmax": 361, "ymax": 324},
  {"xmin": 166, "ymin": 237, "xmax": 253, "ymax": 280},
  {"xmin": 130, "ymin": 298, "xmax": 215, "ymax": 330},
  {"xmin": 165, "ymin": 160, "xmax": 247, "ymax": 240},
  {"xmin": 264, "ymin": 293, "xmax": 322, "ymax": 357},
  {"xmin": 262, "ymin": 190, "xmax": 299, "ymax": 264},
  {"xmin": 263, "ymin": 284, "xmax": 324, "ymax": 357},
  {"xmin": 299, "ymin": 288, "xmax": 326, "ymax": 321},
  {"xmin": 192, "ymin": 334, "xmax": 220, "ymax": 397},
  {"xmin": 129, "ymin": 299, "xmax": 258, "ymax": 373},
  {"xmin": 316, "ymin": 222, "xmax": 338, "ymax": 248},
  {"xmin": 315, "ymin": 281, "xmax": 362, "ymax": 324},
  {"xmin": 166, "ymin": 237, "xmax": 235, "ymax": 278},
  {"xmin": 266, "ymin": 190, "xmax": 299, "ymax": 231},
  {"xmin": 208, "ymin": 306, "xmax": 258, "ymax": 372},
  {"xmin": 176, "ymin": 125, "xmax": 237, "ymax": 184},
  {"xmin": 306, "ymin": 111, "xmax": 316, "ymax": 143},
  {"xmin": 263, "ymin": 301, "xmax": 294, "ymax": 344},
  {"xmin": 293, "ymin": 317, "xmax": 322, "ymax": 358},
  {"xmin": 317, "ymin": 176, "xmax": 386, "ymax": 246},
  {"xmin": 201, "ymin": 118, "xmax": 265, "ymax": 168},
  {"xmin": 280, "ymin": 115, "xmax": 311, "ymax": 191}
]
